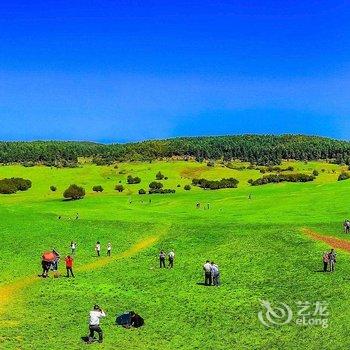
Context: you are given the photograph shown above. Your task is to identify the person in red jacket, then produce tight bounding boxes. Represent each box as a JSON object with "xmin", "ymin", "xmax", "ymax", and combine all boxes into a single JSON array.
[{"xmin": 65, "ymin": 255, "xmax": 75, "ymax": 278}]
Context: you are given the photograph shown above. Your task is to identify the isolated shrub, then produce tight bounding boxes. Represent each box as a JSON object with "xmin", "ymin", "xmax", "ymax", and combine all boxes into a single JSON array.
[
  {"xmin": 312, "ymin": 170, "xmax": 319, "ymax": 176},
  {"xmin": 164, "ymin": 176, "xmax": 168, "ymax": 180},
  {"xmin": 138, "ymin": 188, "xmax": 146, "ymax": 195},
  {"xmin": 156, "ymin": 171, "xmax": 165, "ymax": 180},
  {"xmin": 115, "ymin": 184, "xmax": 124, "ymax": 192},
  {"xmin": 338, "ymin": 172, "xmax": 350, "ymax": 181},
  {"xmin": 127, "ymin": 175, "xmax": 141, "ymax": 184},
  {"xmin": 93, "ymin": 185, "xmax": 104, "ymax": 192},
  {"xmin": 0, "ymin": 177, "xmax": 32, "ymax": 194},
  {"xmin": 50, "ymin": 185, "xmax": 57, "ymax": 192},
  {"xmin": 192, "ymin": 178, "xmax": 239, "ymax": 190},
  {"xmin": 177, "ymin": 184, "xmax": 181, "ymax": 187},
  {"xmin": 63, "ymin": 184, "xmax": 85, "ymax": 200},
  {"xmin": 149, "ymin": 181, "xmax": 163, "ymax": 190},
  {"xmin": 184, "ymin": 185, "xmax": 191, "ymax": 190}
]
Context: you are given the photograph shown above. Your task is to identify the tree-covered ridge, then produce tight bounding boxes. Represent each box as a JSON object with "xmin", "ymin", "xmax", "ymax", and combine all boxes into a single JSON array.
[{"xmin": 1, "ymin": 135, "xmax": 350, "ymax": 165}]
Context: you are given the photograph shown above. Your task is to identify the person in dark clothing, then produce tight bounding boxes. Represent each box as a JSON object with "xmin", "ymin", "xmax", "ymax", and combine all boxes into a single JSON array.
[
  {"xmin": 159, "ymin": 251, "xmax": 166, "ymax": 268},
  {"xmin": 41, "ymin": 260, "xmax": 50, "ymax": 278},
  {"xmin": 121, "ymin": 311, "xmax": 144, "ymax": 329},
  {"xmin": 130, "ymin": 312, "xmax": 144, "ymax": 328}
]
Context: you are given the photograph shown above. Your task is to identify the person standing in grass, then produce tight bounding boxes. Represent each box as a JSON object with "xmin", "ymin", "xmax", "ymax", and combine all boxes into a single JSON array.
[
  {"xmin": 65, "ymin": 255, "xmax": 75, "ymax": 278},
  {"xmin": 70, "ymin": 241, "xmax": 77, "ymax": 254},
  {"xmin": 159, "ymin": 251, "xmax": 166, "ymax": 268},
  {"xmin": 322, "ymin": 252, "xmax": 329, "ymax": 272},
  {"xmin": 107, "ymin": 242, "xmax": 112, "ymax": 257},
  {"xmin": 88, "ymin": 305, "xmax": 106, "ymax": 343},
  {"xmin": 328, "ymin": 249, "xmax": 336, "ymax": 272},
  {"xmin": 203, "ymin": 260, "xmax": 212, "ymax": 286},
  {"xmin": 95, "ymin": 241, "xmax": 101, "ymax": 257},
  {"xmin": 211, "ymin": 262, "xmax": 220, "ymax": 286},
  {"xmin": 51, "ymin": 249, "xmax": 60, "ymax": 271},
  {"xmin": 168, "ymin": 250, "xmax": 175, "ymax": 268}
]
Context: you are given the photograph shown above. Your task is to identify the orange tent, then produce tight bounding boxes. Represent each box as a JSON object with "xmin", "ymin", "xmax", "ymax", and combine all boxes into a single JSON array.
[{"xmin": 42, "ymin": 251, "xmax": 56, "ymax": 262}]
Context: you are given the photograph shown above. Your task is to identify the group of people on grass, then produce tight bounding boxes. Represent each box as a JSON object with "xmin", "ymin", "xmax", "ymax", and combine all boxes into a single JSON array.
[
  {"xmin": 196, "ymin": 202, "xmax": 210, "ymax": 209},
  {"xmin": 40, "ymin": 240, "xmax": 114, "ymax": 278},
  {"xmin": 95, "ymin": 241, "xmax": 112, "ymax": 257},
  {"xmin": 86, "ymin": 305, "xmax": 144, "ymax": 344},
  {"xmin": 203, "ymin": 260, "xmax": 220, "ymax": 286},
  {"xmin": 322, "ymin": 249, "xmax": 337, "ymax": 272},
  {"xmin": 159, "ymin": 250, "xmax": 175, "ymax": 268},
  {"xmin": 40, "ymin": 249, "xmax": 75, "ymax": 278}
]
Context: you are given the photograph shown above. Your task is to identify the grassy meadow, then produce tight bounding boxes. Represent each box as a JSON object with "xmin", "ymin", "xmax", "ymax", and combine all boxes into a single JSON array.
[{"xmin": 1, "ymin": 160, "xmax": 350, "ymax": 349}]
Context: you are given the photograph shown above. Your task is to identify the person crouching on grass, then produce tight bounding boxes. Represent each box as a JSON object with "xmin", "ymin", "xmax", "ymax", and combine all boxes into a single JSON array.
[
  {"xmin": 203, "ymin": 260, "xmax": 212, "ymax": 286},
  {"xmin": 65, "ymin": 255, "xmax": 75, "ymax": 278},
  {"xmin": 88, "ymin": 305, "xmax": 106, "ymax": 343}
]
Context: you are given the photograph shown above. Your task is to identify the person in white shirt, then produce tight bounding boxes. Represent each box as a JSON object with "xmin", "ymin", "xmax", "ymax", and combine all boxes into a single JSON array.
[
  {"xmin": 107, "ymin": 243, "xmax": 112, "ymax": 257},
  {"xmin": 203, "ymin": 260, "xmax": 212, "ymax": 286},
  {"xmin": 95, "ymin": 241, "xmax": 101, "ymax": 257},
  {"xmin": 88, "ymin": 305, "xmax": 106, "ymax": 343},
  {"xmin": 168, "ymin": 250, "xmax": 175, "ymax": 268},
  {"xmin": 70, "ymin": 241, "xmax": 76, "ymax": 254}
]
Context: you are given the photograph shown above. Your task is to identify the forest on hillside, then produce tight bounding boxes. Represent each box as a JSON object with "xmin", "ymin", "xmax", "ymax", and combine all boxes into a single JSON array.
[{"xmin": 1, "ymin": 135, "xmax": 350, "ymax": 166}]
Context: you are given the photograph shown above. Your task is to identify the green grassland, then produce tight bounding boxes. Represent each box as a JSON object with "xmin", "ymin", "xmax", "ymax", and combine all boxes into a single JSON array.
[{"xmin": 1, "ymin": 160, "xmax": 350, "ymax": 349}]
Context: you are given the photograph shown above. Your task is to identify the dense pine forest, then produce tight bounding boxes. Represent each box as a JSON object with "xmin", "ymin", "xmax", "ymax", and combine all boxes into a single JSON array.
[{"xmin": 1, "ymin": 135, "xmax": 350, "ymax": 166}]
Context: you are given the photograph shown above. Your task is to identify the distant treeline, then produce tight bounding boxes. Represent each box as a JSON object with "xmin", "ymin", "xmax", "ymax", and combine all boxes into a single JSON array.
[{"xmin": 2, "ymin": 135, "xmax": 350, "ymax": 165}]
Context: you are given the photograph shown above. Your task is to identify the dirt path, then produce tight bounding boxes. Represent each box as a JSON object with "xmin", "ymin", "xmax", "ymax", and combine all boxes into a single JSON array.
[
  {"xmin": 0, "ymin": 234, "xmax": 160, "ymax": 325},
  {"xmin": 301, "ymin": 227, "xmax": 350, "ymax": 252}
]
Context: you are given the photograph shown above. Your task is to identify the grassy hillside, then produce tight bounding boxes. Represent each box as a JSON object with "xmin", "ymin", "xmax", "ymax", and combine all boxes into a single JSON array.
[{"xmin": 1, "ymin": 160, "xmax": 350, "ymax": 349}]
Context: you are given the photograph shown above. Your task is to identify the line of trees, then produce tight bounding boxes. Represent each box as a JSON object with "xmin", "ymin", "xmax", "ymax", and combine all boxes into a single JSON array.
[
  {"xmin": 248, "ymin": 173, "xmax": 315, "ymax": 186},
  {"xmin": 192, "ymin": 177, "xmax": 239, "ymax": 190},
  {"xmin": 2, "ymin": 135, "xmax": 350, "ymax": 165}
]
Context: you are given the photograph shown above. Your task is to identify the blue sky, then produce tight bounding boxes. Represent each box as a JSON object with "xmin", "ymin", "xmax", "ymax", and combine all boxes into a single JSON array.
[{"xmin": 0, "ymin": 1, "xmax": 349, "ymax": 142}]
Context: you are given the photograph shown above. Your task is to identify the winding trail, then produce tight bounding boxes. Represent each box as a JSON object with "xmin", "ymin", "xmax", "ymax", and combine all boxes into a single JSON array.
[
  {"xmin": 301, "ymin": 227, "xmax": 350, "ymax": 252},
  {"xmin": 0, "ymin": 234, "xmax": 160, "ymax": 326}
]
